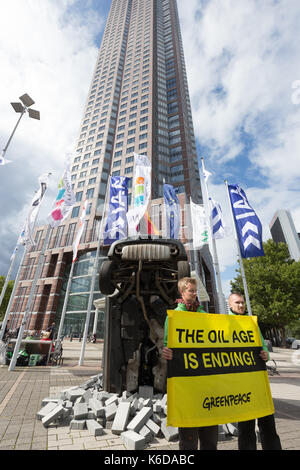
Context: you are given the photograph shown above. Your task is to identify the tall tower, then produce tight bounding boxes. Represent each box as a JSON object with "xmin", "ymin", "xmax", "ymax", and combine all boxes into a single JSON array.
[
  {"xmin": 270, "ymin": 210, "xmax": 300, "ymax": 262},
  {"xmin": 8, "ymin": 0, "xmax": 217, "ymax": 336}
]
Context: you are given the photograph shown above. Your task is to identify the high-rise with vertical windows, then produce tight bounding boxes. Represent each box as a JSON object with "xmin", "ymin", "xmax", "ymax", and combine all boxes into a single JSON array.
[{"xmin": 8, "ymin": 0, "xmax": 217, "ymax": 336}]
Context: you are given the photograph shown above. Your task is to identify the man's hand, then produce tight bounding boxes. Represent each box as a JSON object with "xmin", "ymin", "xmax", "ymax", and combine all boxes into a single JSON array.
[
  {"xmin": 162, "ymin": 347, "xmax": 173, "ymax": 360},
  {"xmin": 260, "ymin": 350, "xmax": 269, "ymax": 362}
]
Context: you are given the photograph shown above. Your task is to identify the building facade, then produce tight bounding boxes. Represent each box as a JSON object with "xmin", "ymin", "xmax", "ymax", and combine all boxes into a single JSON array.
[
  {"xmin": 8, "ymin": 0, "xmax": 217, "ymax": 336},
  {"xmin": 270, "ymin": 209, "xmax": 300, "ymax": 262}
]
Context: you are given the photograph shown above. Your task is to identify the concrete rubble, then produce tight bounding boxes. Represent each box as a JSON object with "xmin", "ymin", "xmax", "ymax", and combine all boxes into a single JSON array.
[
  {"xmin": 37, "ymin": 373, "xmax": 179, "ymax": 450},
  {"xmin": 37, "ymin": 373, "xmax": 237, "ymax": 450}
]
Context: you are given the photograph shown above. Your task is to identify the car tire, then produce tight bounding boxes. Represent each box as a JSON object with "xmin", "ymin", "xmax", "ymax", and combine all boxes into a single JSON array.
[
  {"xmin": 177, "ymin": 260, "xmax": 190, "ymax": 280},
  {"xmin": 99, "ymin": 260, "xmax": 117, "ymax": 295}
]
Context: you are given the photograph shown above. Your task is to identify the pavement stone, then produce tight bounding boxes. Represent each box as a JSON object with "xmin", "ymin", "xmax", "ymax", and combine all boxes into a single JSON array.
[{"xmin": 0, "ymin": 341, "xmax": 299, "ymax": 451}]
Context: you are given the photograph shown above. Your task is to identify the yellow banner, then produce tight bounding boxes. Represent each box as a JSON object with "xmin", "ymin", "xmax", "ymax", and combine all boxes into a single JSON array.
[{"xmin": 166, "ymin": 311, "xmax": 274, "ymax": 427}]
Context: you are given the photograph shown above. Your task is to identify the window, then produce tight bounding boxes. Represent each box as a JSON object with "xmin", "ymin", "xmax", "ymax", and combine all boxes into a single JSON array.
[
  {"xmin": 76, "ymin": 191, "xmax": 83, "ymax": 202},
  {"xmin": 71, "ymin": 206, "xmax": 80, "ymax": 218},
  {"xmin": 66, "ymin": 223, "xmax": 76, "ymax": 245},
  {"xmin": 86, "ymin": 188, "xmax": 95, "ymax": 199}
]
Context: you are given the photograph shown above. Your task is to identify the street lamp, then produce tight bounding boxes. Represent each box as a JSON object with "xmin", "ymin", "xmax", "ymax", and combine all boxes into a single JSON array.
[{"xmin": 1, "ymin": 93, "xmax": 40, "ymax": 164}]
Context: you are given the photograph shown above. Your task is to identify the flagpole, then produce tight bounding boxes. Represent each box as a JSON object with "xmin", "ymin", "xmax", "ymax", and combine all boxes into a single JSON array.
[
  {"xmin": 225, "ymin": 180, "xmax": 252, "ymax": 316},
  {"xmin": 201, "ymin": 158, "xmax": 226, "ymax": 314},
  {"xmin": 78, "ymin": 176, "xmax": 111, "ymax": 366},
  {"xmin": 0, "ymin": 250, "xmax": 18, "ymax": 313},
  {"xmin": 8, "ymin": 225, "xmax": 52, "ymax": 371},
  {"xmin": 0, "ymin": 247, "xmax": 27, "ymax": 341},
  {"xmin": 57, "ymin": 261, "xmax": 75, "ymax": 341}
]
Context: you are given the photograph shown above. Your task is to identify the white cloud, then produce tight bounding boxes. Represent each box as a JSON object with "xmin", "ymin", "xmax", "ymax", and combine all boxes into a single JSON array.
[
  {"xmin": 177, "ymin": 0, "xmax": 300, "ymax": 293},
  {"xmin": 0, "ymin": 0, "xmax": 105, "ymax": 275}
]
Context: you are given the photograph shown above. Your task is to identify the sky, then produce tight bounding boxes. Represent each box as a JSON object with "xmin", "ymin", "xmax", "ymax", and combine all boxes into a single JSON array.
[{"xmin": 0, "ymin": 0, "xmax": 300, "ymax": 300}]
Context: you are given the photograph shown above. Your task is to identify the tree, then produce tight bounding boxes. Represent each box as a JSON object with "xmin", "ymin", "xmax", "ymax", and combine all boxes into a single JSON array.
[
  {"xmin": 231, "ymin": 240, "xmax": 300, "ymax": 345},
  {"xmin": 0, "ymin": 276, "xmax": 15, "ymax": 322}
]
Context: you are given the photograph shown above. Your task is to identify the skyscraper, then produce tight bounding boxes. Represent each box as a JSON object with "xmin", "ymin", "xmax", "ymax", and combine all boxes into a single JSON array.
[
  {"xmin": 8, "ymin": 0, "xmax": 217, "ymax": 336},
  {"xmin": 270, "ymin": 210, "xmax": 300, "ymax": 262}
]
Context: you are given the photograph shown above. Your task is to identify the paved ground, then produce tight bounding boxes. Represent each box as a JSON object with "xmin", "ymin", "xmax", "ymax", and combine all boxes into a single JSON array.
[{"xmin": 0, "ymin": 341, "xmax": 299, "ymax": 451}]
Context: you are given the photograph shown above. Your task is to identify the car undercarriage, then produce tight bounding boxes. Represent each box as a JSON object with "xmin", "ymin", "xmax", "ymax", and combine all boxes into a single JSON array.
[{"xmin": 99, "ymin": 237, "xmax": 190, "ymax": 394}]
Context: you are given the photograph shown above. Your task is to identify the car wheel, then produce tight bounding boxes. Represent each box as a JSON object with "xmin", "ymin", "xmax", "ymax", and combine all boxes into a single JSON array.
[
  {"xmin": 177, "ymin": 260, "xmax": 190, "ymax": 279},
  {"xmin": 99, "ymin": 260, "xmax": 117, "ymax": 295}
]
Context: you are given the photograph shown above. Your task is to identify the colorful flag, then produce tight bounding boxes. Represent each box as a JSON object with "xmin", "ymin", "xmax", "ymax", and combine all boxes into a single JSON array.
[
  {"xmin": 48, "ymin": 156, "xmax": 75, "ymax": 228},
  {"xmin": 190, "ymin": 199, "xmax": 209, "ymax": 248},
  {"xmin": 144, "ymin": 210, "xmax": 160, "ymax": 236},
  {"xmin": 126, "ymin": 153, "xmax": 151, "ymax": 236},
  {"xmin": 210, "ymin": 197, "xmax": 231, "ymax": 239},
  {"xmin": 22, "ymin": 172, "xmax": 51, "ymax": 247},
  {"xmin": 103, "ymin": 176, "xmax": 129, "ymax": 245},
  {"xmin": 164, "ymin": 184, "xmax": 180, "ymax": 239},
  {"xmin": 72, "ymin": 199, "xmax": 88, "ymax": 262},
  {"xmin": 228, "ymin": 184, "xmax": 264, "ymax": 258}
]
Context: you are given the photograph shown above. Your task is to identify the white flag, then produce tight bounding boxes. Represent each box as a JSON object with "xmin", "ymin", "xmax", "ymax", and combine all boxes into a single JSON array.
[
  {"xmin": 23, "ymin": 172, "xmax": 51, "ymax": 247},
  {"xmin": 0, "ymin": 151, "xmax": 12, "ymax": 166},
  {"xmin": 126, "ymin": 153, "xmax": 151, "ymax": 236},
  {"xmin": 72, "ymin": 199, "xmax": 88, "ymax": 262},
  {"xmin": 190, "ymin": 199, "xmax": 209, "ymax": 248}
]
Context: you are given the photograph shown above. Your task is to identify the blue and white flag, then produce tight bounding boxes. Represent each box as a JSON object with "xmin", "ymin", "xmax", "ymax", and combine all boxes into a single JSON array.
[
  {"xmin": 228, "ymin": 184, "xmax": 264, "ymax": 258},
  {"xmin": 163, "ymin": 184, "xmax": 180, "ymax": 239},
  {"xmin": 103, "ymin": 176, "xmax": 129, "ymax": 245},
  {"xmin": 210, "ymin": 198, "xmax": 231, "ymax": 239}
]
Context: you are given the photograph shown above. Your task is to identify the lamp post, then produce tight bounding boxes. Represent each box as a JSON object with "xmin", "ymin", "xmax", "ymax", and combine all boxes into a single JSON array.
[{"xmin": 1, "ymin": 93, "xmax": 40, "ymax": 164}]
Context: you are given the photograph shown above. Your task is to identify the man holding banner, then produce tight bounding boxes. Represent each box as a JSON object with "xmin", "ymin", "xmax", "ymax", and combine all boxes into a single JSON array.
[
  {"xmin": 163, "ymin": 277, "xmax": 219, "ymax": 450},
  {"xmin": 228, "ymin": 292, "xmax": 282, "ymax": 450},
  {"xmin": 163, "ymin": 281, "xmax": 277, "ymax": 450}
]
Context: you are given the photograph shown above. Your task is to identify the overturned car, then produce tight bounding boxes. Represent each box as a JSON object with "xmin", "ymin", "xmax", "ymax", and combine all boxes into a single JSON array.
[{"xmin": 99, "ymin": 236, "xmax": 190, "ymax": 394}]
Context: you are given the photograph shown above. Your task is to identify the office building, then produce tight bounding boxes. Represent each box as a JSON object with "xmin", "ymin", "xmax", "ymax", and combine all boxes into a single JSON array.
[
  {"xmin": 270, "ymin": 209, "xmax": 300, "ymax": 262},
  {"xmin": 8, "ymin": 0, "xmax": 217, "ymax": 336}
]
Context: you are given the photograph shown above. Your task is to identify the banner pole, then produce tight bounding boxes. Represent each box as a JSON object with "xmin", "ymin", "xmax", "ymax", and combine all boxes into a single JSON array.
[
  {"xmin": 57, "ymin": 260, "xmax": 75, "ymax": 341},
  {"xmin": 8, "ymin": 225, "xmax": 52, "ymax": 371},
  {"xmin": 78, "ymin": 176, "xmax": 111, "ymax": 366},
  {"xmin": 0, "ymin": 247, "xmax": 27, "ymax": 341},
  {"xmin": 225, "ymin": 180, "xmax": 252, "ymax": 316},
  {"xmin": 201, "ymin": 157, "xmax": 226, "ymax": 314}
]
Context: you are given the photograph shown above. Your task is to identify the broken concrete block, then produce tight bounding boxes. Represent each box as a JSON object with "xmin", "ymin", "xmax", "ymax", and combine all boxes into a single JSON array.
[
  {"xmin": 42, "ymin": 404, "xmax": 65, "ymax": 427},
  {"xmin": 97, "ymin": 391, "xmax": 111, "ymax": 403},
  {"xmin": 111, "ymin": 402, "xmax": 131, "ymax": 435},
  {"xmin": 104, "ymin": 394, "xmax": 119, "ymax": 407},
  {"xmin": 130, "ymin": 397, "xmax": 139, "ymax": 415},
  {"xmin": 121, "ymin": 430, "xmax": 146, "ymax": 450},
  {"xmin": 82, "ymin": 389, "xmax": 93, "ymax": 402},
  {"xmin": 127, "ymin": 407, "xmax": 152, "ymax": 433},
  {"xmin": 139, "ymin": 425, "xmax": 153, "ymax": 443},
  {"xmin": 146, "ymin": 418, "xmax": 160, "ymax": 437},
  {"xmin": 37, "ymin": 402, "xmax": 59, "ymax": 420},
  {"xmin": 73, "ymin": 402, "xmax": 88, "ymax": 420},
  {"xmin": 41, "ymin": 397, "xmax": 60, "ymax": 407},
  {"xmin": 161, "ymin": 418, "xmax": 178, "ymax": 441},
  {"xmin": 65, "ymin": 387, "xmax": 86, "ymax": 402},
  {"xmin": 70, "ymin": 419, "xmax": 86, "ymax": 430},
  {"xmin": 89, "ymin": 398, "xmax": 105, "ymax": 418},
  {"xmin": 86, "ymin": 419, "xmax": 104, "ymax": 436},
  {"xmin": 105, "ymin": 402, "xmax": 118, "ymax": 421},
  {"xmin": 153, "ymin": 401, "xmax": 162, "ymax": 413}
]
